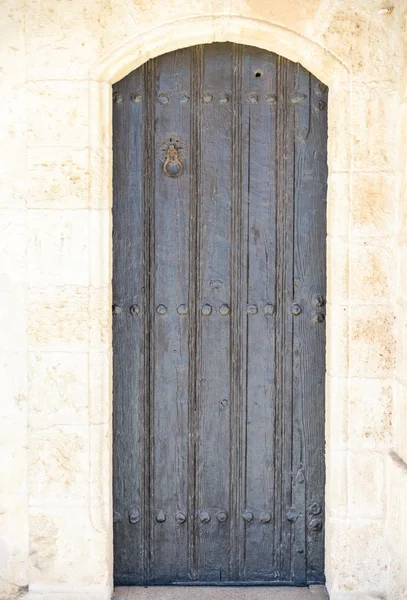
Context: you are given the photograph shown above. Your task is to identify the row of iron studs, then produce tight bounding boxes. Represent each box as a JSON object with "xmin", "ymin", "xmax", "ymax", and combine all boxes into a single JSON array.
[
  {"xmin": 115, "ymin": 507, "xmax": 323, "ymax": 532},
  {"xmin": 113, "ymin": 90, "xmax": 327, "ymax": 108},
  {"xmin": 113, "ymin": 303, "xmax": 275, "ymax": 316},
  {"xmin": 118, "ymin": 509, "xmax": 272, "ymax": 525},
  {"xmin": 112, "ymin": 302, "xmax": 325, "ymax": 322}
]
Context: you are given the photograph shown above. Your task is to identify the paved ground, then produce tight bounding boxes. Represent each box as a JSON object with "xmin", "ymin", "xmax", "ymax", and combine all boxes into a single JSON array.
[{"xmin": 113, "ymin": 586, "xmax": 328, "ymax": 600}]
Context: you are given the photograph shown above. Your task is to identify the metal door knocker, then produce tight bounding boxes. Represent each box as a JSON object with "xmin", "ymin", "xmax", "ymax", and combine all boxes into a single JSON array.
[{"xmin": 158, "ymin": 133, "xmax": 186, "ymax": 178}]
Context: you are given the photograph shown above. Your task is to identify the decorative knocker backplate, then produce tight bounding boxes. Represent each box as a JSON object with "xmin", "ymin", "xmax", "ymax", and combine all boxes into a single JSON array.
[{"xmin": 158, "ymin": 133, "xmax": 186, "ymax": 178}]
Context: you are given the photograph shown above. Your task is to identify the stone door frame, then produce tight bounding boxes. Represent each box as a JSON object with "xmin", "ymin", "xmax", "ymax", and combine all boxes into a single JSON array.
[{"xmin": 85, "ymin": 15, "xmax": 351, "ymax": 598}]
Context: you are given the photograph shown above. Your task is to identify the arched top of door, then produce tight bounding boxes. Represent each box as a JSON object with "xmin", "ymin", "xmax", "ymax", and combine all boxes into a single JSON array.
[{"xmin": 90, "ymin": 15, "xmax": 349, "ymax": 88}]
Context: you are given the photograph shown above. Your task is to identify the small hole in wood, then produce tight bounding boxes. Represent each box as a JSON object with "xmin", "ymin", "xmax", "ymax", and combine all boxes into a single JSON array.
[{"xmin": 255, "ymin": 71, "xmax": 262, "ymax": 78}]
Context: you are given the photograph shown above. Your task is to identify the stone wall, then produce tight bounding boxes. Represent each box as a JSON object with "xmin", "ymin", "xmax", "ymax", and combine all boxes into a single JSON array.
[{"xmin": 0, "ymin": 1, "xmax": 405, "ymax": 599}]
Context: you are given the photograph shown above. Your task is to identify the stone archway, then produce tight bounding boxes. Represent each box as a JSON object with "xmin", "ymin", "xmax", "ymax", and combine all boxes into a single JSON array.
[{"xmin": 87, "ymin": 14, "xmax": 352, "ymax": 599}]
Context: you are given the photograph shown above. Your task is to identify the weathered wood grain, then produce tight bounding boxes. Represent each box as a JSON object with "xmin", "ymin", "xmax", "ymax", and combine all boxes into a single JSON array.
[{"xmin": 113, "ymin": 43, "xmax": 327, "ymax": 586}]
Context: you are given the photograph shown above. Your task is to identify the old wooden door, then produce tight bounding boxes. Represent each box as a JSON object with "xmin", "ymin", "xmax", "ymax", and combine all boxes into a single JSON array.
[{"xmin": 113, "ymin": 43, "xmax": 327, "ymax": 587}]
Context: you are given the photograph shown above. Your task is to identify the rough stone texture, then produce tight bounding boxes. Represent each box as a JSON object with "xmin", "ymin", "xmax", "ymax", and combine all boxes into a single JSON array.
[
  {"xmin": 113, "ymin": 586, "xmax": 329, "ymax": 600},
  {"xmin": 0, "ymin": 0, "xmax": 405, "ymax": 599}
]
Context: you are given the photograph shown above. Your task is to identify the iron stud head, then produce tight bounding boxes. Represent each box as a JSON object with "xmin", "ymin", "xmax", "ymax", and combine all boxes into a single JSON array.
[
  {"xmin": 312, "ymin": 294, "xmax": 325, "ymax": 307},
  {"xmin": 113, "ymin": 511, "xmax": 123, "ymax": 524},
  {"xmin": 264, "ymin": 303, "xmax": 275, "ymax": 316},
  {"xmin": 219, "ymin": 303, "xmax": 230, "ymax": 316},
  {"xmin": 156, "ymin": 304, "xmax": 167, "ymax": 315},
  {"xmin": 203, "ymin": 92, "xmax": 213, "ymax": 103},
  {"xmin": 199, "ymin": 510, "xmax": 211, "ymax": 523},
  {"xmin": 259, "ymin": 511, "xmax": 271, "ymax": 524},
  {"xmin": 131, "ymin": 92, "xmax": 142, "ymax": 103},
  {"xmin": 309, "ymin": 501, "xmax": 322, "ymax": 516},
  {"xmin": 202, "ymin": 303, "xmax": 212, "ymax": 316},
  {"xmin": 309, "ymin": 518, "xmax": 323, "ymax": 532},
  {"xmin": 112, "ymin": 304, "xmax": 122, "ymax": 315},
  {"xmin": 216, "ymin": 510, "xmax": 228, "ymax": 523},
  {"xmin": 291, "ymin": 304, "xmax": 302, "ymax": 316},
  {"xmin": 130, "ymin": 304, "xmax": 140, "ymax": 316},
  {"xmin": 242, "ymin": 510, "xmax": 253, "ymax": 523},
  {"xmin": 156, "ymin": 510, "xmax": 166, "ymax": 523},
  {"xmin": 129, "ymin": 510, "xmax": 140, "ymax": 524},
  {"xmin": 157, "ymin": 92, "xmax": 169, "ymax": 104},
  {"xmin": 287, "ymin": 509, "xmax": 298, "ymax": 523},
  {"xmin": 177, "ymin": 304, "xmax": 188, "ymax": 315},
  {"xmin": 175, "ymin": 511, "xmax": 186, "ymax": 524},
  {"xmin": 247, "ymin": 304, "xmax": 258, "ymax": 315},
  {"xmin": 311, "ymin": 312, "xmax": 325, "ymax": 324}
]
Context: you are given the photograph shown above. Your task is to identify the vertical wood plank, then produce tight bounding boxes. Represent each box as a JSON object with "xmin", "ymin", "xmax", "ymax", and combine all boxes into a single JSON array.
[
  {"xmin": 196, "ymin": 42, "xmax": 233, "ymax": 582},
  {"xmin": 142, "ymin": 58, "xmax": 156, "ymax": 584},
  {"xmin": 242, "ymin": 46, "xmax": 278, "ymax": 582},
  {"xmin": 292, "ymin": 65, "xmax": 327, "ymax": 584},
  {"xmin": 274, "ymin": 55, "xmax": 296, "ymax": 583},
  {"xmin": 188, "ymin": 44, "xmax": 203, "ymax": 582},
  {"xmin": 112, "ymin": 66, "xmax": 145, "ymax": 585},
  {"xmin": 150, "ymin": 48, "xmax": 191, "ymax": 583}
]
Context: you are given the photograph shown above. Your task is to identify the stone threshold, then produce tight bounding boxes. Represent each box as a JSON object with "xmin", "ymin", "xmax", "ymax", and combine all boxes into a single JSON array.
[{"xmin": 113, "ymin": 585, "xmax": 329, "ymax": 600}]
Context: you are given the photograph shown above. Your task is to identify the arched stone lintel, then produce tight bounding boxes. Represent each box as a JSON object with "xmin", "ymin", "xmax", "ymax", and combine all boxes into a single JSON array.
[{"xmin": 89, "ymin": 15, "xmax": 349, "ymax": 87}]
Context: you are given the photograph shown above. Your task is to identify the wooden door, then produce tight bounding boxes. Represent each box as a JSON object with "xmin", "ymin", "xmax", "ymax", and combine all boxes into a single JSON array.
[{"xmin": 112, "ymin": 43, "xmax": 327, "ymax": 586}]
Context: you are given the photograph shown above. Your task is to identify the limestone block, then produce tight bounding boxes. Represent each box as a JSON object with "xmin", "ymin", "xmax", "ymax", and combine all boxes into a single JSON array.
[
  {"xmin": 325, "ymin": 375, "xmax": 348, "ymax": 450},
  {"xmin": 88, "ymin": 351, "xmax": 111, "ymax": 426},
  {"xmin": 26, "ymin": 590, "xmax": 111, "ymax": 600},
  {"xmin": 397, "ymin": 247, "xmax": 407, "ymax": 306},
  {"xmin": 89, "ymin": 287, "xmax": 111, "ymax": 351},
  {"xmin": 349, "ymin": 305, "xmax": 395, "ymax": 377},
  {"xmin": 352, "ymin": 83, "xmax": 398, "ymax": 171},
  {"xmin": 89, "ymin": 210, "xmax": 111, "ymax": 289},
  {"xmin": 89, "ymin": 143, "xmax": 111, "ymax": 210},
  {"xmin": 29, "ymin": 507, "xmax": 109, "ymax": 588},
  {"xmin": 0, "ymin": 422, "xmax": 29, "ymax": 599},
  {"xmin": 397, "ymin": 164, "xmax": 407, "ymax": 247},
  {"xmin": 326, "ymin": 304, "xmax": 349, "ymax": 377},
  {"xmin": 325, "ymin": 450, "xmax": 347, "ymax": 518},
  {"xmin": 351, "ymin": 173, "xmax": 395, "ymax": 239},
  {"xmin": 89, "ymin": 423, "xmax": 112, "ymax": 533},
  {"xmin": 0, "ymin": 0, "xmax": 25, "ymax": 85},
  {"xmin": 348, "ymin": 378, "xmax": 392, "ymax": 450},
  {"xmin": 26, "ymin": 81, "xmax": 88, "ymax": 148},
  {"xmin": 386, "ymin": 453, "xmax": 407, "ymax": 600},
  {"xmin": 24, "ymin": 0, "xmax": 209, "ymax": 80},
  {"xmin": 0, "ymin": 139, "xmax": 26, "ymax": 188},
  {"xmin": 28, "ymin": 425, "xmax": 89, "ymax": 507},
  {"xmin": 28, "ymin": 285, "xmax": 89, "ymax": 351},
  {"xmin": 27, "ymin": 148, "xmax": 89, "ymax": 210},
  {"xmin": 0, "ymin": 210, "xmax": 26, "ymax": 286},
  {"xmin": 88, "ymin": 82, "xmax": 111, "ymax": 150},
  {"xmin": 327, "ymin": 173, "xmax": 350, "ymax": 238},
  {"xmin": 350, "ymin": 241, "xmax": 391, "ymax": 304},
  {"xmin": 348, "ymin": 452, "xmax": 384, "ymax": 518},
  {"xmin": 327, "ymin": 518, "xmax": 387, "ymax": 594},
  {"xmin": 0, "ymin": 285, "xmax": 27, "ymax": 352},
  {"xmin": 0, "ymin": 181, "xmax": 26, "ymax": 210},
  {"xmin": 0, "ymin": 351, "xmax": 27, "ymax": 421},
  {"xmin": 393, "ymin": 381, "xmax": 407, "ymax": 464},
  {"xmin": 327, "ymin": 83, "xmax": 351, "ymax": 173},
  {"xmin": 327, "ymin": 236, "xmax": 348, "ymax": 305},
  {"xmin": 239, "ymin": 0, "xmax": 324, "ymax": 36},
  {"xmin": 317, "ymin": 1, "xmax": 399, "ymax": 81},
  {"xmin": 27, "ymin": 210, "xmax": 89, "ymax": 286},
  {"xmin": 28, "ymin": 351, "xmax": 88, "ymax": 429}
]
